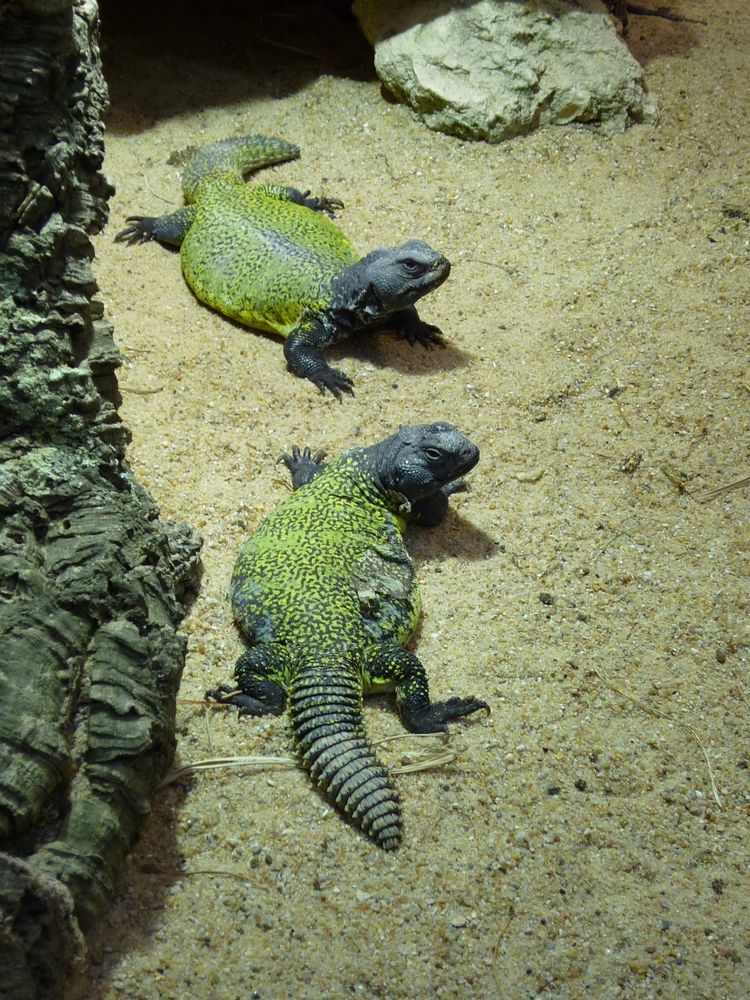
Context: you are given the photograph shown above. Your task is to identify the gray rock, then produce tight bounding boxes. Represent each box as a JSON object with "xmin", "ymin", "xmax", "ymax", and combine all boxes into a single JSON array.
[{"xmin": 353, "ymin": 0, "xmax": 657, "ymax": 141}]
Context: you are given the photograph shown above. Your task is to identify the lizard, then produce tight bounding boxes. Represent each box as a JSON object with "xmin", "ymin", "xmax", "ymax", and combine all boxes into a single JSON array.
[
  {"xmin": 115, "ymin": 134, "xmax": 450, "ymax": 398},
  {"xmin": 207, "ymin": 422, "xmax": 489, "ymax": 849}
]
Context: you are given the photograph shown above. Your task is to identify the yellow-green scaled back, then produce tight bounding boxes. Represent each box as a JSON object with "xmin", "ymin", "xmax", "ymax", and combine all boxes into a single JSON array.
[
  {"xmin": 182, "ymin": 159, "xmax": 358, "ymax": 336},
  {"xmin": 208, "ymin": 424, "xmax": 490, "ymax": 850}
]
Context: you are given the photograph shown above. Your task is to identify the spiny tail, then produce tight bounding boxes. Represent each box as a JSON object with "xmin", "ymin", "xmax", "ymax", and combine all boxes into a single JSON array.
[
  {"xmin": 288, "ymin": 661, "xmax": 401, "ymax": 850},
  {"xmin": 182, "ymin": 134, "xmax": 300, "ymax": 201}
]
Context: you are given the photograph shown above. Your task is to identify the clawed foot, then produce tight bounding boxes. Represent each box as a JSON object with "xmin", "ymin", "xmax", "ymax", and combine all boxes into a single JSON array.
[
  {"xmin": 312, "ymin": 366, "xmax": 355, "ymax": 400},
  {"xmin": 280, "ymin": 445, "xmax": 326, "ymax": 473},
  {"xmin": 410, "ymin": 481, "xmax": 469, "ymax": 527},
  {"xmin": 298, "ymin": 191, "xmax": 345, "ymax": 219},
  {"xmin": 115, "ymin": 216, "xmax": 158, "ymax": 244},
  {"xmin": 403, "ymin": 696, "xmax": 490, "ymax": 734},
  {"xmin": 280, "ymin": 445, "xmax": 326, "ymax": 489},
  {"xmin": 443, "ymin": 480, "xmax": 469, "ymax": 498},
  {"xmin": 205, "ymin": 683, "xmax": 272, "ymax": 718},
  {"xmin": 395, "ymin": 322, "xmax": 445, "ymax": 349}
]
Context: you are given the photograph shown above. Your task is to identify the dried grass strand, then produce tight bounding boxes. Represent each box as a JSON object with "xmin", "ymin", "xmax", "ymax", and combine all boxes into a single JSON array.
[
  {"xmin": 696, "ymin": 472, "xmax": 750, "ymax": 503},
  {"xmin": 161, "ymin": 732, "xmax": 458, "ymax": 787}
]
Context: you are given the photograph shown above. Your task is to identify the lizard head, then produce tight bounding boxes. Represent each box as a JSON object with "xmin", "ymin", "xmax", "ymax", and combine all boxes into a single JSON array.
[
  {"xmin": 370, "ymin": 422, "xmax": 479, "ymax": 503},
  {"xmin": 353, "ymin": 240, "xmax": 451, "ymax": 312}
]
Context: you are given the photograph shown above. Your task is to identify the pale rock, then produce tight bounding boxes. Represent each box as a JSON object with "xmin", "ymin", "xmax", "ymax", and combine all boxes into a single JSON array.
[{"xmin": 352, "ymin": 0, "xmax": 657, "ymax": 141}]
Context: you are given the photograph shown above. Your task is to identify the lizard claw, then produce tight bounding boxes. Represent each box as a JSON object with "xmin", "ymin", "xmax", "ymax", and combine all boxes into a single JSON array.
[
  {"xmin": 402, "ymin": 696, "xmax": 490, "ymax": 733},
  {"xmin": 312, "ymin": 367, "xmax": 355, "ymax": 400},
  {"xmin": 205, "ymin": 685, "xmax": 276, "ymax": 717},
  {"xmin": 280, "ymin": 445, "xmax": 326, "ymax": 473},
  {"xmin": 298, "ymin": 191, "xmax": 345, "ymax": 219},
  {"xmin": 317, "ymin": 195, "xmax": 345, "ymax": 219},
  {"xmin": 443, "ymin": 480, "xmax": 469, "ymax": 497},
  {"xmin": 395, "ymin": 322, "xmax": 446, "ymax": 349},
  {"xmin": 115, "ymin": 216, "xmax": 158, "ymax": 244},
  {"xmin": 205, "ymin": 684, "xmax": 240, "ymax": 704},
  {"xmin": 280, "ymin": 445, "xmax": 328, "ymax": 490}
]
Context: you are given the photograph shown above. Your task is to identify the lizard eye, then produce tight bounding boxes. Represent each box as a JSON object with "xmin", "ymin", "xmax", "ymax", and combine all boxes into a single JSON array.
[
  {"xmin": 424, "ymin": 447, "xmax": 443, "ymax": 462},
  {"xmin": 402, "ymin": 258, "xmax": 421, "ymax": 273}
]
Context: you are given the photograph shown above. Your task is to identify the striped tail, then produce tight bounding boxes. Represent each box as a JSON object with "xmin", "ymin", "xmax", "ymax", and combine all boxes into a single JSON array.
[{"xmin": 288, "ymin": 661, "xmax": 402, "ymax": 850}]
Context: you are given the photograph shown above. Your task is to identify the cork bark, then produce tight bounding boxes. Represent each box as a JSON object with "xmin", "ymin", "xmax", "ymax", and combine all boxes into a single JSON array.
[{"xmin": 0, "ymin": 2, "xmax": 201, "ymax": 996}]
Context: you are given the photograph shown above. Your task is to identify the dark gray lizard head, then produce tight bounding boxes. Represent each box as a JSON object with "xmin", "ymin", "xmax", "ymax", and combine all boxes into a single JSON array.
[
  {"xmin": 334, "ymin": 240, "xmax": 450, "ymax": 317},
  {"xmin": 364, "ymin": 422, "xmax": 479, "ymax": 503}
]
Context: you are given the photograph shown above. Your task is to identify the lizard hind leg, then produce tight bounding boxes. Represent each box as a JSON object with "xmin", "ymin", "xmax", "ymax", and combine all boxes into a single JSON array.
[
  {"xmin": 363, "ymin": 642, "xmax": 490, "ymax": 734},
  {"xmin": 206, "ymin": 647, "xmax": 288, "ymax": 717},
  {"xmin": 114, "ymin": 206, "xmax": 196, "ymax": 247}
]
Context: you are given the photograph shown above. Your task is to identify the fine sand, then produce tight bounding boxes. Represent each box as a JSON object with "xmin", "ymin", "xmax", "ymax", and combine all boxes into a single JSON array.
[{"xmin": 89, "ymin": 2, "xmax": 749, "ymax": 997}]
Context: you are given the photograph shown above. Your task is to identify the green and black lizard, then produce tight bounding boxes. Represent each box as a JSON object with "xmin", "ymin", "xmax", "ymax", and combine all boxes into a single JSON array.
[
  {"xmin": 115, "ymin": 134, "xmax": 450, "ymax": 398},
  {"xmin": 208, "ymin": 422, "xmax": 489, "ymax": 849}
]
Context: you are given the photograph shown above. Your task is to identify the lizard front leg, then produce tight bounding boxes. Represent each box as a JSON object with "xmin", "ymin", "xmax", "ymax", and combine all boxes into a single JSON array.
[
  {"xmin": 388, "ymin": 305, "xmax": 445, "ymax": 349},
  {"xmin": 409, "ymin": 480, "xmax": 470, "ymax": 528},
  {"xmin": 258, "ymin": 183, "xmax": 344, "ymax": 218},
  {"xmin": 284, "ymin": 322, "xmax": 355, "ymax": 399},
  {"xmin": 115, "ymin": 206, "xmax": 197, "ymax": 246}
]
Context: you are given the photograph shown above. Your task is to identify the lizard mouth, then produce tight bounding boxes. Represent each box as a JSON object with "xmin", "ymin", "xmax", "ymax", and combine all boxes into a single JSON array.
[
  {"xmin": 459, "ymin": 445, "xmax": 480, "ymax": 476},
  {"xmin": 430, "ymin": 256, "xmax": 451, "ymax": 288}
]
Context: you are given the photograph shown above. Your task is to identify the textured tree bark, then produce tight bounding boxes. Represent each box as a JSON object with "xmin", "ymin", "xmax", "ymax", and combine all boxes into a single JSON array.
[{"xmin": 0, "ymin": 2, "xmax": 202, "ymax": 996}]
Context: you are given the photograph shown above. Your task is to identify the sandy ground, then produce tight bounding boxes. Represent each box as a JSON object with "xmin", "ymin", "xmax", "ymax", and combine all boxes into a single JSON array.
[{"xmin": 87, "ymin": 2, "xmax": 749, "ymax": 997}]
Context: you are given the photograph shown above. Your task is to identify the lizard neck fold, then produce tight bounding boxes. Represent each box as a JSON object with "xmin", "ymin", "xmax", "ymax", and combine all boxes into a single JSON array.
[
  {"xmin": 324, "ymin": 451, "xmax": 407, "ymax": 517},
  {"xmin": 329, "ymin": 259, "xmax": 385, "ymax": 322}
]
